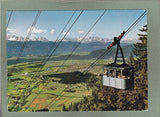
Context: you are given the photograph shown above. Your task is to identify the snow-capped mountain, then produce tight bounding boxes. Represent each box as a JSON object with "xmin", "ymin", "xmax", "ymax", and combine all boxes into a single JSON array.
[
  {"xmin": 62, "ymin": 36, "xmax": 111, "ymax": 43},
  {"xmin": 62, "ymin": 36, "xmax": 138, "ymax": 43},
  {"xmin": 7, "ymin": 35, "xmax": 48, "ymax": 42},
  {"xmin": 7, "ymin": 35, "xmax": 25, "ymax": 41},
  {"xmin": 84, "ymin": 37, "xmax": 111, "ymax": 43},
  {"xmin": 7, "ymin": 35, "xmax": 138, "ymax": 44}
]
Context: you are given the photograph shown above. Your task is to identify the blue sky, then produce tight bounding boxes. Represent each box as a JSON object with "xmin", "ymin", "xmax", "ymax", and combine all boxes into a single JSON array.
[{"xmin": 7, "ymin": 10, "xmax": 147, "ymax": 41}]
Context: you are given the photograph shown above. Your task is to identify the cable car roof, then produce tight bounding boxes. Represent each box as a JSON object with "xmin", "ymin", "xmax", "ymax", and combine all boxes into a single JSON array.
[{"xmin": 103, "ymin": 63, "xmax": 133, "ymax": 70}]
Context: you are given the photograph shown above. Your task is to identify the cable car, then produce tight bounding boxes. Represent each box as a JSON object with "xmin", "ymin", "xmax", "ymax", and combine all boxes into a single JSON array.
[
  {"xmin": 102, "ymin": 64, "xmax": 134, "ymax": 89},
  {"xmin": 102, "ymin": 31, "xmax": 134, "ymax": 89}
]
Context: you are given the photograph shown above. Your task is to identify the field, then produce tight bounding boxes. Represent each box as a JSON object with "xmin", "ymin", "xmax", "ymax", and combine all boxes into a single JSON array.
[{"xmin": 7, "ymin": 54, "xmax": 114, "ymax": 112}]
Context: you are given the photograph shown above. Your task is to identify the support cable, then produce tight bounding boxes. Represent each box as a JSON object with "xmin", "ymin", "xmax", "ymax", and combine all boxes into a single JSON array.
[
  {"xmin": 6, "ymin": 10, "xmax": 13, "ymax": 28},
  {"xmin": 84, "ymin": 11, "xmax": 147, "ymax": 73},
  {"xmin": 43, "ymin": 11, "xmax": 108, "ymax": 109},
  {"xmin": 39, "ymin": 11, "xmax": 76, "ymax": 64},
  {"xmin": 10, "ymin": 11, "xmax": 42, "ymax": 74},
  {"xmin": 24, "ymin": 10, "xmax": 84, "ymax": 90},
  {"xmin": 22, "ymin": 11, "xmax": 84, "ymax": 111},
  {"xmin": 56, "ymin": 10, "xmax": 106, "ymax": 72}
]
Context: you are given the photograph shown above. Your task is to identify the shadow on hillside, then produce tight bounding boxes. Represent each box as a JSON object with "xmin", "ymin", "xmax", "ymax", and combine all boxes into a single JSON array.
[{"xmin": 43, "ymin": 71, "xmax": 94, "ymax": 84}]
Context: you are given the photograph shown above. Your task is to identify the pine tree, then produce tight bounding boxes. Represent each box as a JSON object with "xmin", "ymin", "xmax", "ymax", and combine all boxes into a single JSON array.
[
  {"xmin": 133, "ymin": 24, "xmax": 148, "ymax": 110},
  {"xmin": 133, "ymin": 25, "xmax": 147, "ymax": 62},
  {"xmin": 128, "ymin": 53, "xmax": 134, "ymax": 66}
]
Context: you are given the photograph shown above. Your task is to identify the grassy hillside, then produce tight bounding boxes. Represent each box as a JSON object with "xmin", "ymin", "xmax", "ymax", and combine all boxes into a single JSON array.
[
  {"xmin": 7, "ymin": 58, "xmax": 114, "ymax": 112},
  {"xmin": 7, "ymin": 53, "xmax": 147, "ymax": 111},
  {"xmin": 7, "ymin": 43, "xmax": 146, "ymax": 112}
]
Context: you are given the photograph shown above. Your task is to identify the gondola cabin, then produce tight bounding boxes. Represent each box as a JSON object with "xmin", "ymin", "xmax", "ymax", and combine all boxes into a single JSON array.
[
  {"xmin": 102, "ymin": 64, "xmax": 134, "ymax": 89},
  {"xmin": 100, "ymin": 31, "xmax": 135, "ymax": 89}
]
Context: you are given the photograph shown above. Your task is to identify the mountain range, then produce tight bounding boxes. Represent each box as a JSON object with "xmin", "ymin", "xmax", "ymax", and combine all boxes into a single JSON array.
[
  {"xmin": 7, "ymin": 40, "xmax": 134, "ymax": 58},
  {"xmin": 7, "ymin": 34, "xmax": 137, "ymax": 59},
  {"xmin": 7, "ymin": 42, "xmax": 134, "ymax": 65},
  {"xmin": 7, "ymin": 35, "xmax": 138, "ymax": 43},
  {"xmin": 7, "ymin": 35, "xmax": 48, "ymax": 42}
]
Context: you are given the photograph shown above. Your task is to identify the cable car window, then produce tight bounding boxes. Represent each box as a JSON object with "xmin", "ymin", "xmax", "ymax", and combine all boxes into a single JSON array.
[
  {"xmin": 116, "ymin": 70, "xmax": 122, "ymax": 79},
  {"xmin": 122, "ymin": 69, "xmax": 131, "ymax": 79},
  {"xmin": 109, "ymin": 69, "xmax": 115, "ymax": 77},
  {"xmin": 104, "ymin": 68, "xmax": 109, "ymax": 76}
]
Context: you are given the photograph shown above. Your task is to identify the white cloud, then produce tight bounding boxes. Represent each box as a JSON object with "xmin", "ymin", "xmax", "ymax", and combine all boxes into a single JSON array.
[
  {"xmin": 27, "ymin": 27, "xmax": 47, "ymax": 34},
  {"xmin": 63, "ymin": 32, "xmax": 70, "ymax": 36},
  {"xmin": 7, "ymin": 28, "xmax": 16, "ymax": 34},
  {"xmin": 50, "ymin": 29, "xmax": 55, "ymax": 34},
  {"xmin": 89, "ymin": 32, "xmax": 97, "ymax": 36},
  {"xmin": 8, "ymin": 37, "xmax": 16, "ymax": 41},
  {"xmin": 78, "ymin": 30, "xmax": 84, "ymax": 34}
]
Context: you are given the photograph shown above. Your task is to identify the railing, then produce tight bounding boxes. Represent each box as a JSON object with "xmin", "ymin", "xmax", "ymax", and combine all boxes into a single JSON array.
[{"xmin": 102, "ymin": 75, "xmax": 127, "ymax": 89}]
